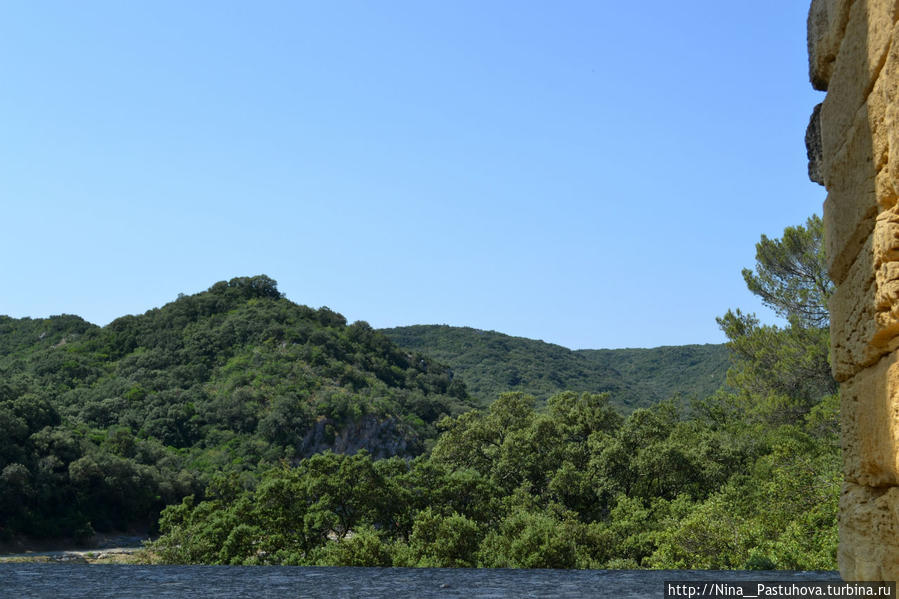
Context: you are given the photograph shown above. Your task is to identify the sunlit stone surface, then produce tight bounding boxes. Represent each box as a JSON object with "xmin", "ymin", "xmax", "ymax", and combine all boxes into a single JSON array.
[{"xmin": 808, "ymin": 0, "xmax": 899, "ymax": 580}]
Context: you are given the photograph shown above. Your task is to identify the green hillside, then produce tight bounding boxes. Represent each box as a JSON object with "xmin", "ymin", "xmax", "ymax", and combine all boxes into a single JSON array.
[
  {"xmin": 0, "ymin": 276, "xmax": 472, "ymax": 540},
  {"xmin": 380, "ymin": 325, "xmax": 729, "ymax": 411}
]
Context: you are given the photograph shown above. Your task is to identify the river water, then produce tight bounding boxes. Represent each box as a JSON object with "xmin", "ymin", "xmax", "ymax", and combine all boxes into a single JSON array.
[{"xmin": 0, "ymin": 565, "xmax": 840, "ymax": 598}]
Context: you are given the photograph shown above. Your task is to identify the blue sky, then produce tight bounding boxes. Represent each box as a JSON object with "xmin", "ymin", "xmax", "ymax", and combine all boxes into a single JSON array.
[{"xmin": 0, "ymin": 1, "xmax": 824, "ymax": 349}]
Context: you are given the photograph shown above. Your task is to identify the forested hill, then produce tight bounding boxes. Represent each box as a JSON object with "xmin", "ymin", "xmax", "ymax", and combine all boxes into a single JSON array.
[
  {"xmin": 131, "ymin": 217, "xmax": 841, "ymax": 570},
  {"xmin": 380, "ymin": 325, "xmax": 729, "ymax": 411},
  {"xmin": 0, "ymin": 275, "xmax": 473, "ymax": 539}
]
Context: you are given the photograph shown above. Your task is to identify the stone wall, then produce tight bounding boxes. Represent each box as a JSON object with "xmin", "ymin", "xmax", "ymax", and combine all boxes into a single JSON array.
[{"xmin": 807, "ymin": 0, "xmax": 899, "ymax": 581}]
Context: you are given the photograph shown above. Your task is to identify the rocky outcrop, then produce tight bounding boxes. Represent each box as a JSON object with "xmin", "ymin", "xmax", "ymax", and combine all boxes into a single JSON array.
[
  {"xmin": 808, "ymin": 0, "xmax": 854, "ymax": 91},
  {"xmin": 839, "ymin": 483, "xmax": 899, "ymax": 580},
  {"xmin": 807, "ymin": 0, "xmax": 899, "ymax": 580},
  {"xmin": 298, "ymin": 415, "xmax": 417, "ymax": 459}
]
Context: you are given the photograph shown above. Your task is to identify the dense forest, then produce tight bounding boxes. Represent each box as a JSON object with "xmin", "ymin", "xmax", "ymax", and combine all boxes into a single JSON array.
[
  {"xmin": 1, "ymin": 216, "xmax": 840, "ymax": 570},
  {"xmin": 381, "ymin": 325, "xmax": 728, "ymax": 411},
  {"xmin": 0, "ymin": 275, "xmax": 472, "ymax": 540},
  {"xmin": 144, "ymin": 216, "xmax": 838, "ymax": 569}
]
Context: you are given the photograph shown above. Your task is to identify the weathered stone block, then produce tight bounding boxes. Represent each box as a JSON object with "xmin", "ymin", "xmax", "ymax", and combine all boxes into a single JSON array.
[
  {"xmin": 831, "ymin": 235, "xmax": 877, "ymax": 378},
  {"xmin": 831, "ymin": 207, "xmax": 899, "ymax": 379},
  {"xmin": 824, "ymin": 96, "xmax": 878, "ymax": 193},
  {"xmin": 840, "ymin": 350, "xmax": 899, "ymax": 486},
  {"xmin": 816, "ymin": 0, "xmax": 899, "ymax": 584},
  {"xmin": 823, "ymin": 62, "xmax": 896, "ymax": 284},
  {"xmin": 839, "ymin": 482, "xmax": 899, "ymax": 580},
  {"xmin": 876, "ymin": 164, "xmax": 899, "ymax": 210},
  {"xmin": 823, "ymin": 21, "xmax": 898, "ymax": 187},
  {"xmin": 820, "ymin": 0, "xmax": 899, "ymax": 165},
  {"xmin": 824, "ymin": 185, "xmax": 878, "ymax": 287},
  {"xmin": 881, "ymin": 23, "xmax": 899, "ymax": 205},
  {"xmin": 808, "ymin": 0, "xmax": 855, "ymax": 90}
]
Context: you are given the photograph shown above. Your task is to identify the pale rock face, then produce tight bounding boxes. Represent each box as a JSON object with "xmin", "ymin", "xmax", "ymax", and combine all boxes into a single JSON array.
[
  {"xmin": 808, "ymin": 0, "xmax": 899, "ymax": 581},
  {"xmin": 840, "ymin": 351, "xmax": 899, "ymax": 486},
  {"xmin": 881, "ymin": 25, "xmax": 899, "ymax": 207},
  {"xmin": 819, "ymin": 0, "xmax": 899, "ymax": 167},
  {"xmin": 839, "ymin": 483, "xmax": 899, "ymax": 580},
  {"xmin": 820, "ymin": 5, "xmax": 899, "ymax": 285},
  {"xmin": 824, "ymin": 183, "xmax": 878, "ymax": 287},
  {"xmin": 808, "ymin": 0, "xmax": 855, "ymax": 90},
  {"xmin": 830, "ymin": 207, "xmax": 899, "ymax": 381}
]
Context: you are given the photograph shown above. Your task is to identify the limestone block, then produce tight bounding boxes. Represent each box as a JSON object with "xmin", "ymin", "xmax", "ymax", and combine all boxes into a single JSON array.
[
  {"xmin": 881, "ymin": 24, "xmax": 899, "ymax": 204},
  {"xmin": 840, "ymin": 350, "xmax": 899, "ymax": 486},
  {"xmin": 830, "ymin": 234, "xmax": 877, "ymax": 378},
  {"xmin": 824, "ymin": 92, "xmax": 879, "ymax": 193},
  {"xmin": 831, "ymin": 207, "xmax": 899, "ymax": 379},
  {"xmin": 839, "ymin": 482, "xmax": 899, "ymax": 581},
  {"xmin": 823, "ymin": 21, "xmax": 897, "ymax": 188},
  {"xmin": 876, "ymin": 165, "xmax": 899, "ymax": 210},
  {"xmin": 820, "ymin": 0, "xmax": 899, "ymax": 165},
  {"xmin": 886, "ymin": 107, "xmax": 899, "ymax": 203},
  {"xmin": 866, "ymin": 64, "xmax": 891, "ymax": 174},
  {"xmin": 824, "ymin": 67, "xmax": 895, "ymax": 284},
  {"xmin": 824, "ymin": 184, "xmax": 878, "ymax": 287},
  {"xmin": 808, "ymin": 0, "xmax": 855, "ymax": 90}
]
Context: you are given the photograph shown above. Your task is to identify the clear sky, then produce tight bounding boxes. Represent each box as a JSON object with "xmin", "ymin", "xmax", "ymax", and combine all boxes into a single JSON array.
[{"xmin": 1, "ymin": 1, "xmax": 824, "ymax": 350}]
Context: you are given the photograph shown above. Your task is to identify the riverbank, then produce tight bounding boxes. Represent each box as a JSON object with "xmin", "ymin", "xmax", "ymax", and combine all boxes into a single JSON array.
[
  {"xmin": 0, "ymin": 530, "xmax": 151, "ymax": 564},
  {"xmin": 0, "ymin": 547, "xmax": 146, "ymax": 564}
]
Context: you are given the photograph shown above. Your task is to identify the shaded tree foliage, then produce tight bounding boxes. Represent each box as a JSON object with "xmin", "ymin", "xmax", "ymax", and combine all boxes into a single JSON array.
[
  {"xmin": 3, "ymin": 211, "xmax": 840, "ymax": 571},
  {"xmin": 147, "ymin": 217, "xmax": 839, "ymax": 570},
  {"xmin": 741, "ymin": 214, "xmax": 832, "ymax": 327},
  {"xmin": 0, "ymin": 275, "xmax": 473, "ymax": 540},
  {"xmin": 382, "ymin": 325, "xmax": 728, "ymax": 411}
]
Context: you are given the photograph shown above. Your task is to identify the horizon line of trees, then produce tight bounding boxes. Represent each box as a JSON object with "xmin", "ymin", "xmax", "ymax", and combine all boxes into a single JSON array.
[{"xmin": 145, "ymin": 215, "xmax": 839, "ymax": 570}]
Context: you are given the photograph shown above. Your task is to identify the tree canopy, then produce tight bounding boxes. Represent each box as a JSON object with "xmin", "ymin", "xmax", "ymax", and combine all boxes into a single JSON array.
[
  {"xmin": 0, "ymin": 275, "xmax": 473, "ymax": 541},
  {"xmin": 147, "ymin": 214, "xmax": 841, "ymax": 569},
  {"xmin": 1, "ymin": 220, "xmax": 840, "ymax": 572},
  {"xmin": 381, "ymin": 325, "xmax": 728, "ymax": 410},
  {"xmin": 741, "ymin": 214, "xmax": 832, "ymax": 327}
]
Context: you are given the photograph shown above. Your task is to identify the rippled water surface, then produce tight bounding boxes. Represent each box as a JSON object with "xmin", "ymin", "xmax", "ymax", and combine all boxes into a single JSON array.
[{"xmin": 1, "ymin": 564, "xmax": 840, "ymax": 598}]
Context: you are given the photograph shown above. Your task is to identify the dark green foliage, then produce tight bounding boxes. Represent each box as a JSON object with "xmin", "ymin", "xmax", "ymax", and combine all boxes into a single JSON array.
[
  {"xmin": 0, "ymin": 314, "xmax": 94, "ymax": 358},
  {"xmin": 741, "ymin": 215, "xmax": 832, "ymax": 327},
  {"xmin": 381, "ymin": 325, "xmax": 728, "ymax": 411},
  {"xmin": 716, "ymin": 309, "xmax": 835, "ymax": 424},
  {"xmin": 717, "ymin": 215, "xmax": 836, "ymax": 427},
  {"xmin": 5, "ymin": 211, "xmax": 840, "ymax": 570},
  {"xmin": 0, "ymin": 275, "xmax": 473, "ymax": 540},
  {"xmin": 148, "ymin": 385, "xmax": 837, "ymax": 569},
  {"xmin": 146, "ymin": 216, "xmax": 838, "ymax": 570}
]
